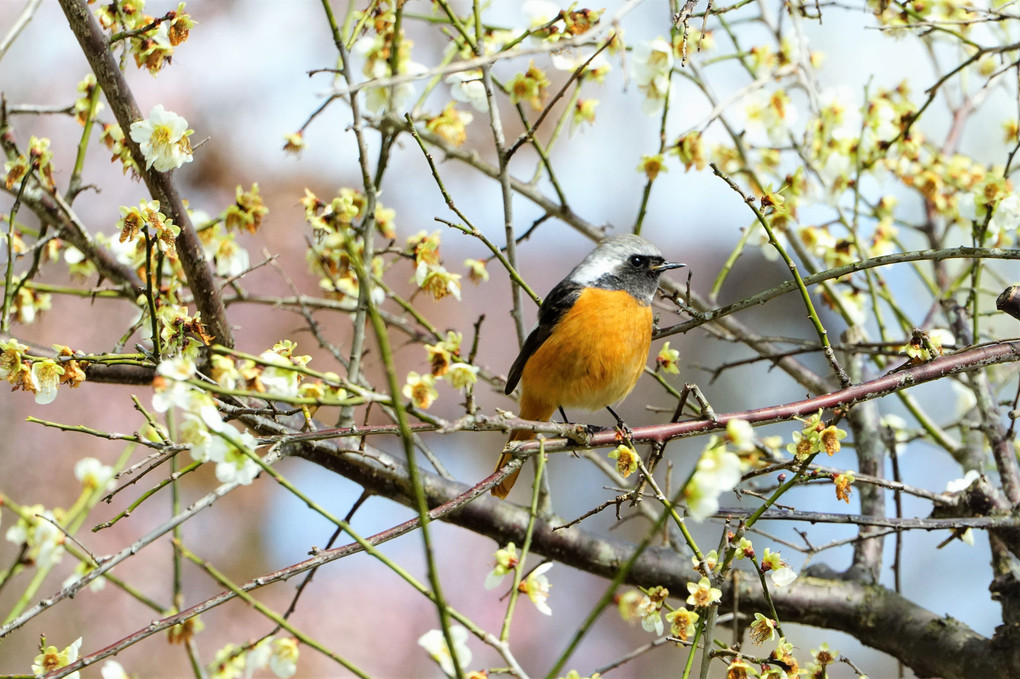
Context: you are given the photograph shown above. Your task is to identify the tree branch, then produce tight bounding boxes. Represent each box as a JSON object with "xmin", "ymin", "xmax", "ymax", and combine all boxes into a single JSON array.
[
  {"xmin": 284, "ymin": 412, "xmax": 1020, "ymax": 678},
  {"xmin": 56, "ymin": 0, "xmax": 233, "ymax": 347}
]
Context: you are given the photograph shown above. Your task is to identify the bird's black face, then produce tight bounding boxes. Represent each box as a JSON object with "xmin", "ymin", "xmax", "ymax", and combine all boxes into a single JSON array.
[
  {"xmin": 628, "ymin": 254, "xmax": 648, "ymax": 269},
  {"xmin": 605, "ymin": 252, "xmax": 683, "ymax": 303},
  {"xmin": 624, "ymin": 253, "xmax": 684, "ymax": 284},
  {"xmin": 626, "ymin": 253, "xmax": 665, "ymax": 273}
]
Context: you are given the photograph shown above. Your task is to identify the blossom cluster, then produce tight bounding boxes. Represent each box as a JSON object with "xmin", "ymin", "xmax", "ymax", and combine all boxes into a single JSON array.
[
  {"xmin": 404, "ymin": 330, "xmax": 479, "ymax": 409},
  {"xmin": 152, "ymin": 355, "xmax": 262, "ymax": 485},
  {"xmin": 4, "ymin": 456, "xmax": 114, "ymax": 595},
  {"xmin": 0, "ymin": 340, "xmax": 86, "ymax": 405},
  {"xmin": 94, "ymin": 1, "xmax": 195, "ymax": 75},
  {"xmin": 208, "ymin": 636, "xmax": 299, "ymax": 679},
  {"xmin": 351, "ymin": 7, "xmax": 427, "ymax": 114},
  {"xmin": 192, "ymin": 185, "xmax": 266, "ymax": 279},
  {"xmin": 150, "ymin": 303, "xmax": 211, "ymax": 358},
  {"xmin": 5, "ymin": 504, "xmax": 66, "ymax": 571},
  {"xmin": 301, "ymin": 186, "xmax": 390, "ymax": 309},
  {"xmin": 118, "ymin": 199, "xmax": 180, "ymax": 258},
  {"xmin": 612, "ymin": 539, "xmax": 800, "ymax": 676},
  {"xmin": 683, "ymin": 420, "xmax": 751, "ymax": 520},
  {"xmin": 408, "ymin": 230, "xmax": 463, "ymax": 302},
  {"xmin": 3, "ymin": 135, "xmax": 56, "ymax": 191},
  {"xmin": 352, "ymin": 1, "xmax": 610, "ymax": 149},
  {"xmin": 785, "ymin": 411, "xmax": 848, "ymax": 461},
  {"xmin": 152, "ymin": 343, "xmax": 347, "ymax": 484},
  {"xmin": 484, "ymin": 542, "xmax": 553, "ymax": 615}
]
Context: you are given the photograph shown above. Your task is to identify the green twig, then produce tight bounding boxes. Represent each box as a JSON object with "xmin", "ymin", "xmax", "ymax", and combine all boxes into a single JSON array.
[
  {"xmin": 710, "ymin": 163, "xmax": 848, "ymax": 386},
  {"xmin": 2, "ymin": 160, "xmax": 34, "ymax": 333},
  {"xmin": 500, "ymin": 439, "xmax": 546, "ymax": 641},
  {"xmin": 177, "ymin": 541, "xmax": 371, "ymax": 678},
  {"xmin": 347, "ymin": 241, "xmax": 464, "ymax": 679},
  {"xmin": 92, "ymin": 461, "xmax": 202, "ymax": 531},
  {"xmin": 66, "ymin": 80, "xmax": 102, "ymax": 198}
]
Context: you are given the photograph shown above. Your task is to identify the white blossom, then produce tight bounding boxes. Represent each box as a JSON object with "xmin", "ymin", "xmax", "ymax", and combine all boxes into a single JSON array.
[
  {"xmin": 945, "ymin": 469, "xmax": 980, "ymax": 494},
  {"xmin": 632, "ymin": 38, "xmax": 674, "ymax": 114},
  {"xmin": 101, "ymin": 660, "xmax": 129, "ymax": 679},
  {"xmin": 129, "ymin": 104, "xmax": 193, "ymax": 172},
  {"xmin": 989, "ymin": 194, "xmax": 1020, "ymax": 234},
  {"xmin": 770, "ymin": 566, "xmax": 798, "ymax": 587},
  {"xmin": 418, "ymin": 626, "xmax": 472, "ymax": 678},
  {"xmin": 446, "ymin": 70, "xmax": 488, "ymax": 112},
  {"xmin": 74, "ymin": 457, "xmax": 114, "ymax": 492},
  {"xmin": 684, "ymin": 441, "xmax": 742, "ymax": 521}
]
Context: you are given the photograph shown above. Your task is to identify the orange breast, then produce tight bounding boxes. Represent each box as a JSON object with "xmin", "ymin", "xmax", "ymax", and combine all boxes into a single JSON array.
[{"xmin": 517, "ymin": 287, "xmax": 653, "ymax": 420}]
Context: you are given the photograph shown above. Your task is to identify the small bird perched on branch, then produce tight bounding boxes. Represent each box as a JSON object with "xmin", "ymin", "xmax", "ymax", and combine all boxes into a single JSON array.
[{"xmin": 493, "ymin": 234, "xmax": 684, "ymax": 498}]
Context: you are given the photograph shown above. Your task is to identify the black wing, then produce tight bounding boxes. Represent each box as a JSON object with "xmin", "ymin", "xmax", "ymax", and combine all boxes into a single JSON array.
[{"xmin": 504, "ymin": 279, "xmax": 582, "ymax": 395}]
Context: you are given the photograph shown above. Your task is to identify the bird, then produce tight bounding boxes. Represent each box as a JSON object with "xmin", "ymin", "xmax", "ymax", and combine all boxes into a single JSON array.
[{"xmin": 492, "ymin": 234, "xmax": 684, "ymax": 498}]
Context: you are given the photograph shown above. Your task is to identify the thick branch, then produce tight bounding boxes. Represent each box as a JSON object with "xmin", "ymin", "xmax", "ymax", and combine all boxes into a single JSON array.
[
  {"xmin": 506, "ymin": 340, "xmax": 1020, "ymax": 454},
  {"xmin": 288, "ymin": 423, "xmax": 1016, "ymax": 678},
  {"xmin": 57, "ymin": 0, "xmax": 233, "ymax": 347}
]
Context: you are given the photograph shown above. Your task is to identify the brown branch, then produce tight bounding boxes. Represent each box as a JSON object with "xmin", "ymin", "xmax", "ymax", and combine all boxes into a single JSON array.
[
  {"xmin": 57, "ymin": 0, "xmax": 233, "ymax": 347},
  {"xmin": 82, "ymin": 361, "xmax": 154, "ymax": 385},
  {"xmin": 716, "ymin": 508, "xmax": 1019, "ymax": 531},
  {"xmin": 285, "ymin": 413, "xmax": 1019, "ymax": 678},
  {"xmin": 21, "ymin": 339, "xmax": 1020, "ymax": 678},
  {"xmin": 506, "ymin": 340, "xmax": 1020, "ymax": 453}
]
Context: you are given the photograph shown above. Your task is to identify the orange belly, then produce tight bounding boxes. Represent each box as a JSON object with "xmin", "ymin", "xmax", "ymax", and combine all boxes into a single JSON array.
[
  {"xmin": 518, "ymin": 287, "xmax": 653, "ymax": 421},
  {"xmin": 492, "ymin": 288, "xmax": 653, "ymax": 498}
]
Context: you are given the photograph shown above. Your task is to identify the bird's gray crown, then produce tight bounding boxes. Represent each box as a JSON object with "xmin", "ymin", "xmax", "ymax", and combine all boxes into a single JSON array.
[{"xmin": 567, "ymin": 234, "xmax": 675, "ymax": 304}]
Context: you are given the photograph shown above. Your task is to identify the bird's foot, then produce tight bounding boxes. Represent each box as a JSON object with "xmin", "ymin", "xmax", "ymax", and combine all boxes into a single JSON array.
[{"xmin": 605, "ymin": 405, "xmax": 634, "ymax": 444}]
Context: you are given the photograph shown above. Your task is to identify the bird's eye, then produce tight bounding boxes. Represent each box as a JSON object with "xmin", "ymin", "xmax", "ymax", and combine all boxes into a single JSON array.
[{"xmin": 628, "ymin": 254, "xmax": 646, "ymax": 267}]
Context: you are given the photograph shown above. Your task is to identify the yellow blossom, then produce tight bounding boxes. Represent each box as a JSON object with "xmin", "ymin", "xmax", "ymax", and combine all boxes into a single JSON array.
[
  {"xmin": 464, "ymin": 259, "xmax": 489, "ymax": 283},
  {"xmin": 447, "ymin": 363, "xmax": 479, "ymax": 390},
  {"xmin": 571, "ymin": 99, "xmax": 598, "ymax": 134},
  {"xmin": 426, "ymin": 102, "xmax": 473, "ymax": 146},
  {"xmin": 403, "ymin": 371, "xmax": 438, "ymax": 409},
  {"xmin": 672, "ymin": 131, "xmax": 706, "ymax": 171},
  {"xmin": 749, "ymin": 612, "xmax": 776, "ymax": 645},
  {"xmin": 608, "ymin": 444, "xmax": 639, "ymax": 478},
  {"xmin": 223, "ymin": 184, "xmax": 268, "ymax": 234},
  {"xmin": 726, "ymin": 657, "xmax": 754, "ymax": 679},
  {"xmin": 283, "ymin": 131, "xmax": 306, "ymax": 154},
  {"xmin": 638, "ymin": 154, "xmax": 668, "ymax": 181},
  {"xmin": 656, "ymin": 341, "xmax": 681, "ymax": 374},
  {"xmin": 819, "ymin": 425, "xmax": 847, "ymax": 456},
  {"xmin": 685, "ymin": 577, "xmax": 721, "ymax": 608},
  {"xmin": 834, "ymin": 471, "xmax": 854, "ymax": 502},
  {"xmin": 507, "ymin": 62, "xmax": 550, "ymax": 110},
  {"xmin": 666, "ymin": 607, "xmax": 699, "ymax": 641}
]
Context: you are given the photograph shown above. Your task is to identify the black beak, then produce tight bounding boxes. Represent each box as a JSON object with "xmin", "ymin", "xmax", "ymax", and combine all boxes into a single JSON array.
[{"xmin": 653, "ymin": 261, "xmax": 685, "ymax": 272}]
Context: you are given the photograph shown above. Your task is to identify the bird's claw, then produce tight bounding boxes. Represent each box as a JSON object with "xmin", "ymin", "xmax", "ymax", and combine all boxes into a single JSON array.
[{"xmin": 614, "ymin": 422, "xmax": 634, "ymax": 445}]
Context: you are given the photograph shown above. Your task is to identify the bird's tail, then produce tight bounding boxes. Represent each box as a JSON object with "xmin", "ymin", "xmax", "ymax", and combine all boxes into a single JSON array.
[{"xmin": 492, "ymin": 428, "xmax": 534, "ymax": 499}]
